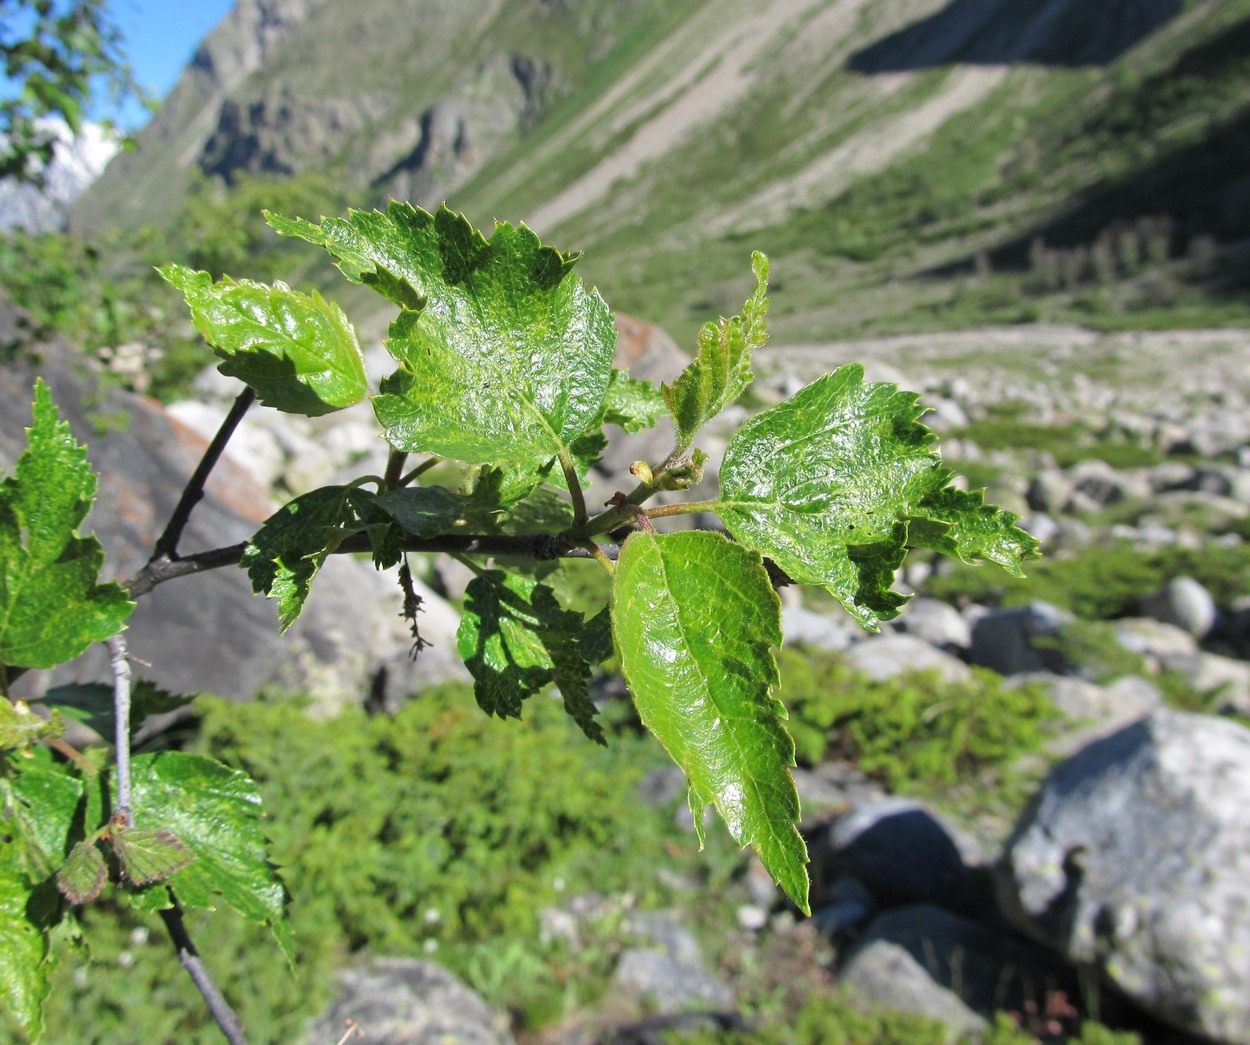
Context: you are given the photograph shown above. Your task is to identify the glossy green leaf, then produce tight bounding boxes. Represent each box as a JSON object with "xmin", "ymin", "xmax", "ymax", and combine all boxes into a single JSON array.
[
  {"xmin": 7, "ymin": 760, "xmax": 84, "ymax": 881},
  {"xmin": 611, "ymin": 530, "xmax": 808, "ymax": 912},
  {"xmin": 241, "ymin": 485, "xmax": 361, "ymax": 632},
  {"xmin": 373, "ymin": 485, "xmax": 465, "ymax": 538},
  {"xmin": 457, "ymin": 571, "xmax": 603, "ymax": 744},
  {"xmin": 109, "ymin": 825, "xmax": 196, "ymax": 886},
  {"xmin": 159, "ymin": 265, "xmax": 367, "ymax": 416},
  {"xmin": 0, "ymin": 858, "xmax": 47, "ymax": 1041},
  {"xmin": 270, "ymin": 202, "xmax": 616, "ymax": 475},
  {"xmin": 0, "ymin": 757, "xmax": 82, "ymax": 1038},
  {"xmin": 663, "ymin": 252, "xmax": 769, "ymax": 452},
  {"xmin": 122, "ymin": 752, "xmax": 293, "ymax": 963},
  {"xmin": 909, "ymin": 484, "xmax": 1041, "ymax": 574},
  {"xmin": 56, "ymin": 840, "xmax": 107, "ymax": 905},
  {"xmin": 458, "ymin": 462, "xmax": 560, "ymax": 529},
  {"xmin": 717, "ymin": 365, "xmax": 944, "ymax": 630},
  {"xmin": 0, "ymin": 380, "xmax": 133, "ymax": 668}
]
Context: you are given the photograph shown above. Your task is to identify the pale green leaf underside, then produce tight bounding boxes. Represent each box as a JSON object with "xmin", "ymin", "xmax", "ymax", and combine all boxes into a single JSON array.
[
  {"xmin": 611, "ymin": 530, "xmax": 808, "ymax": 912},
  {"xmin": 664, "ymin": 252, "xmax": 769, "ymax": 451},
  {"xmin": 159, "ymin": 265, "xmax": 367, "ymax": 416},
  {"xmin": 111, "ymin": 827, "xmax": 196, "ymax": 886},
  {"xmin": 603, "ymin": 369, "xmax": 667, "ymax": 435},
  {"xmin": 457, "ymin": 571, "xmax": 603, "ymax": 744},
  {"xmin": 122, "ymin": 752, "xmax": 293, "ymax": 964},
  {"xmin": 0, "ymin": 380, "xmax": 133, "ymax": 668},
  {"xmin": 269, "ymin": 202, "xmax": 616, "ymax": 474},
  {"xmin": 56, "ymin": 840, "xmax": 107, "ymax": 904},
  {"xmin": 717, "ymin": 365, "xmax": 944, "ymax": 630}
]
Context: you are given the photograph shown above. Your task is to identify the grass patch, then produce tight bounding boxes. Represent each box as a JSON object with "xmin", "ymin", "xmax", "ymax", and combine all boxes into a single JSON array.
[
  {"xmin": 776, "ymin": 648, "xmax": 1058, "ymax": 800},
  {"xmin": 924, "ymin": 540, "xmax": 1250, "ymax": 621}
]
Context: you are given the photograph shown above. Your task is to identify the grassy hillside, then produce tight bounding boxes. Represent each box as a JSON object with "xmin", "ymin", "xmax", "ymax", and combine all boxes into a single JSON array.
[{"xmin": 72, "ymin": 0, "xmax": 1250, "ymax": 349}]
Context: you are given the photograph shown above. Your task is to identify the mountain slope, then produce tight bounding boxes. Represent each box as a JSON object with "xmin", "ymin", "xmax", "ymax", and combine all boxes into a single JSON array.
[{"xmin": 75, "ymin": 0, "xmax": 1250, "ymax": 345}]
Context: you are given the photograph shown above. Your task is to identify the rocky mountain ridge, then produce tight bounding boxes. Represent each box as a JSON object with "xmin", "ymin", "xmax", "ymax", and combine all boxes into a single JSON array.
[{"xmin": 73, "ymin": 0, "xmax": 1250, "ymax": 343}]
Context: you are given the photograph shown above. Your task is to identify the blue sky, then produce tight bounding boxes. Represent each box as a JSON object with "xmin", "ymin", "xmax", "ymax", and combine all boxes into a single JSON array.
[{"xmin": 110, "ymin": 0, "xmax": 236, "ymax": 127}]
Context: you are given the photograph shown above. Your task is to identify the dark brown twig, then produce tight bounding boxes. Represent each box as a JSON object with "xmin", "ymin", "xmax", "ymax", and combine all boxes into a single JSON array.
[
  {"xmin": 159, "ymin": 896, "xmax": 249, "ymax": 1045},
  {"xmin": 151, "ymin": 387, "xmax": 256, "ymax": 563}
]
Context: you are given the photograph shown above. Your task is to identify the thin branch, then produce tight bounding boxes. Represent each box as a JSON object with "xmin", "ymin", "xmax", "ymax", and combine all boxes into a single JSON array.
[
  {"xmin": 124, "ymin": 542, "xmax": 249, "ymax": 598},
  {"xmin": 151, "ymin": 387, "xmax": 256, "ymax": 563},
  {"xmin": 585, "ymin": 541, "xmax": 616, "ymax": 576},
  {"xmin": 122, "ymin": 528, "xmax": 797, "ymax": 597},
  {"xmin": 106, "ymin": 633, "xmax": 133, "ymax": 827},
  {"xmin": 126, "ymin": 533, "xmax": 619, "ymax": 594},
  {"xmin": 643, "ymin": 499, "xmax": 720, "ymax": 520},
  {"xmin": 398, "ymin": 456, "xmax": 442, "ymax": 487},
  {"xmin": 560, "ymin": 450, "xmax": 589, "ymax": 527},
  {"xmin": 383, "ymin": 449, "xmax": 407, "ymax": 490},
  {"xmin": 159, "ymin": 897, "xmax": 249, "ymax": 1045}
]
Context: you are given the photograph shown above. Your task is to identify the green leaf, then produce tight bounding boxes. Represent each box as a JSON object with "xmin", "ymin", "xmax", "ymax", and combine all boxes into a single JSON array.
[
  {"xmin": 373, "ymin": 485, "xmax": 466, "ymax": 538},
  {"xmin": 42, "ymin": 680, "xmax": 192, "ymax": 740},
  {"xmin": 109, "ymin": 825, "xmax": 196, "ymax": 886},
  {"xmin": 457, "ymin": 571, "xmax": 604, "ymax": 744},
  {"xmin": 0, "ymin": 858, "xmax": 48, "ymax": 1041},
  {"xmin": 717, "ymin": 365, "xmax": 944, "ymax": 630},
  {"xmin": 459, "ymin": 463, "xmax": 557, "ymax": 527},
  {"xmin": 0, "ymin": 380, "xmax": 133, "ymax": 668},
  {"xmin": 909, "ymin": 484, "xmax": 1041, "ymax": 574},
  {"xmin": 478, "ymin": 486, "xmax": 575, "ymax": 536},
  {"xmin": 663, "ymin": 252, "xmax": 769, "ymax": 452},
  {"xmin": 241, "ymin": 485, "xmax": 360, "ymax": 632},
  {"xmin": 270, "ymin": 202, "xmax": 616, "ymax": 475},
  {"xmin": 603, "ymin": 369, "xmax": 667, "ymax": 434},
  {"xmin": 159, "ymin": 265, "xmax": 367, "ymax": 416},
  {"xmin": 6, "ymin": 759, "xmax": 84, "ymax": 881},
  {"xmin": 122, "ymin": 752, "xmax": 293, "ymax": 963},
  {"xmin": 56, "ymin": 840, "xmax": 107, "ymax": 905},
  {"xmin": 579, "ymin": 606, "xmax": 614, "ymax": 666},
  {"xmin": 611, "ymin": 530, "xmax": 808, "ymax": 912},
  {"xmin": 0, "ymin": 700, "xmax": 63, "ymax": 751}
]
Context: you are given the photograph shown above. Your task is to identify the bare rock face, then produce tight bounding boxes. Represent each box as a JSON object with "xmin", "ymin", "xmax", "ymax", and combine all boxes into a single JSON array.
[
  {"xmin": 201, "ymin": 86, "xmax": 388, "ymax": 180},
  {"xmin": 375, "ymin": 55, "xmax": 559, "ymax": 210},
  {"xmin": 0, "ymin": 309, "xmax": 457, "ymax": 710},
  {"xmin": 996, "ymin": 709, "xmax": 1250, "ymax": 1043}
]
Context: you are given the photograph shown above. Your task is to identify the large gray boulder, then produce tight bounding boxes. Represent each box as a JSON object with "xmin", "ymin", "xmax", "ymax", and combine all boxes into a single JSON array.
[
  {"xmin": 837, "ymin": 905, "xmax": 1078, "ymax": 1038},
  {"xmin": 1139, "ymin": 576, "xmax": 1217, "ymax": 639},
  {"xmin": 820, "ymin": 798, "xmax": 977, "ymax": 913},
  {"xmin": 1, "ymin": 331, "xmax": 461, "ymax": 709},
  {"xmin": 843, "ymin": 633, "xmax": 972, "ymax": 685},
  {"xmin": 968, "ymin": 601, "xmax": 1072, "ymax": 676},
  {"xmin": 996, "ymin": 709, "xmax": 1250, "ymax": 1043}
]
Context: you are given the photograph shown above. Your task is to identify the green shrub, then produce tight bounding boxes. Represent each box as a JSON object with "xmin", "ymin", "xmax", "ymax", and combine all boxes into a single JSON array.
[
  {"xmin": 925, "ymin": 541, "xmax": 1250, "ymax": 621},
  {"xmin": 30, "ymin": 683, "xmax": 739, "ymax": 1039},
  {"xmin": 776, "ymin": 648, "xmax": 1058, "ymax": 793}
]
